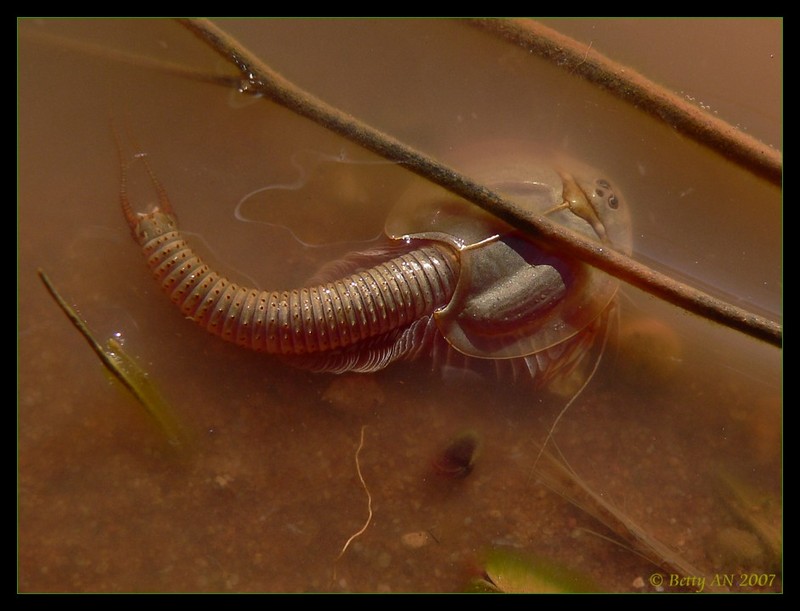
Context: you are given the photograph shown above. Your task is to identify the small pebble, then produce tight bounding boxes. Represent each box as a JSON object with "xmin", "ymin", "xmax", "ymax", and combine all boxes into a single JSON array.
[{"xmin": 401, "ymin": 531, "xmax": 431, "ymax": 549}]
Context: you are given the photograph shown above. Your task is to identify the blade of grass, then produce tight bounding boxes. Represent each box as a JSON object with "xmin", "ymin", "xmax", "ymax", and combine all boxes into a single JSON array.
[
  {"xmin": 533, "ymin": 444, "xmax": 726, "ymax": 591},
  {"xmin": 37, "ymin": 268, "xmax": 186, "ymax": 448}
]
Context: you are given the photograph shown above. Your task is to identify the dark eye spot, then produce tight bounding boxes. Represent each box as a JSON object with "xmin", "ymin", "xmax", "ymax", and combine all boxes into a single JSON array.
[
  {"xmin": 608, "ymin": 195, "xmax": 619, "ymax": 209},
  {"xmin": 595, "ymin": 188, "xmax": 606, "ymax": 198},
  {"xmin": 597, "ymin": 178, "xmax": 611, "ymax": 189}
]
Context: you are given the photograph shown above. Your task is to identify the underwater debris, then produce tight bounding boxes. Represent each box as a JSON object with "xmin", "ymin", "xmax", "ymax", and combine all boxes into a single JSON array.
[
  {"xmin": 432, "ymin": 430, "xmax": 481, "ymax": 479},
  {"xmin": 37, "ymin": 268, "xmax": 186, "ymax": 448},
  {"xmin": 466, "ymin": 547, "xmax": 600, "ymax": 593},
  {"xmin": 332, "ymin": 425, "xmax": 374, "ymax": 585},
  {"xmin": 532, "ymin": 443, "xmax": 727, "ymax": 591},
  {"xmin": 712, "ymin": 469, "xmax": 781, "ymax": 571}
]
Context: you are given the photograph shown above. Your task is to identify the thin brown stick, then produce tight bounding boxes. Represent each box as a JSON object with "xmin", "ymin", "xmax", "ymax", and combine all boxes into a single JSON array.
[
  {"xmin": 177, "ymin": 18, "xmax": 781, "ymax": 348},
  {"xmin": 466, "ymin": 18, "xmax": 782, "ymax": 186}
]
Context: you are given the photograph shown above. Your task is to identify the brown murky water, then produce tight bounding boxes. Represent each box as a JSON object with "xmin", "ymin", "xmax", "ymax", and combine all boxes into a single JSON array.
[{"xmin": 18, "ymin": 19, "xmax": 781, "ymax": 593}]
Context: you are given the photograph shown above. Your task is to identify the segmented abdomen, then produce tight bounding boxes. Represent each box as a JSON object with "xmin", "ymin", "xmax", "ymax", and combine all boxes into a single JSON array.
[{"xmin": 138, "ymin": 211, "xmax": 460, "ymax": 356}]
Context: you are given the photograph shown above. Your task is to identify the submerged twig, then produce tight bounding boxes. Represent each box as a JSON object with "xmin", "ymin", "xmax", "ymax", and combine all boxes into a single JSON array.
[
  {"xmin": 177, "ymin": 18, "xmax": 781, "ymax": 348},
  {"xmin": 37, "ymin": 269, "xmax": 185, "ymax": 447},
  {"xmin": 465, "ymin": 18, "xmax": 782, "ymax": 187}
]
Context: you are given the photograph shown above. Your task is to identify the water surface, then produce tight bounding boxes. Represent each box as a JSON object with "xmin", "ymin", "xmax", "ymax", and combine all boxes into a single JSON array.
[{"xmin": 18, "ymin": 18, "xmax": 781, "ymax": 593}]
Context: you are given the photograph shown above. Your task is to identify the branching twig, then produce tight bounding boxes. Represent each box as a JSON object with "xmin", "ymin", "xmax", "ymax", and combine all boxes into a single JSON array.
[{"xmin": 176, "ymin": 19, "xmax": 780, "ymax": 348}]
